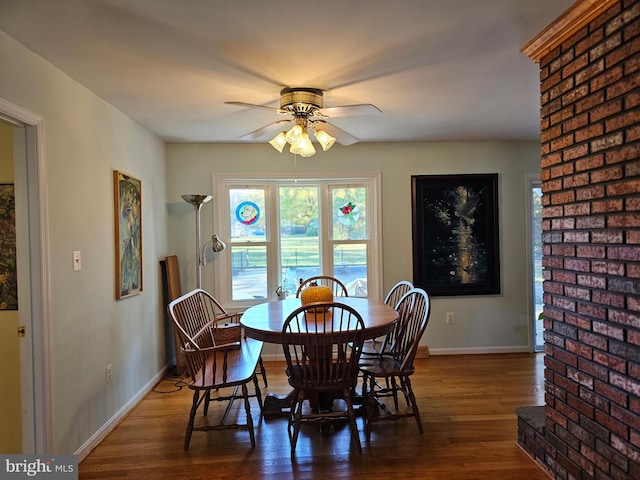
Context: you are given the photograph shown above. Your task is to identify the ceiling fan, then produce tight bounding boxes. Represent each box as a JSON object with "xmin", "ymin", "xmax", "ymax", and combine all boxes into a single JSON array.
[{"xmin": 225, "ymin": 87, "xmax": 382, "ymax": 157}]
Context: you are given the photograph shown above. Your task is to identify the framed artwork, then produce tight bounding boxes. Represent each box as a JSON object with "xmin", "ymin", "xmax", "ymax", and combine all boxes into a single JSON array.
[
  {"xmin": 0, "ymin": 184, "xmax": 18, "ymax": 309},
  {"xmin": 114, "ymin": 170, "xmax": 142, "ymax": 299},
  {"xmin": 411, "ymin": 173, "xmax": 500, "ymax": 296}
]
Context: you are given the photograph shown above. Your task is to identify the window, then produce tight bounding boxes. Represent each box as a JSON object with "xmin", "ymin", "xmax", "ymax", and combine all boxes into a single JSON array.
[
  {"xmin": 213, "ymin": 174, "xmax": 382, "ymax": 307},
  {"xmin": 228, "ymin": 187, "xmax": 268, "ymax": 300},
  {"xmin": 331, "ymin": 185, "xmax": 369, "ymax": 296}
]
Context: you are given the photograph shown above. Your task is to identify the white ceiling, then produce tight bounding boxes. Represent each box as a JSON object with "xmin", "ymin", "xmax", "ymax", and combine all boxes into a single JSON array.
[{"xmin": 0, "ymin": 0, "xmax": 574, "ymax": 144}]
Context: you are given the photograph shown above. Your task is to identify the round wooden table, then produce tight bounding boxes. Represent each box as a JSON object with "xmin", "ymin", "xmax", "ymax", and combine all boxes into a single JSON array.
[
  {"xmin": 241, "ymin": 297, "xmax": 399, "ymax": 416},
  {"xmin": 241, "ymin": 297, "xmax": 399, "ymax": 342}
]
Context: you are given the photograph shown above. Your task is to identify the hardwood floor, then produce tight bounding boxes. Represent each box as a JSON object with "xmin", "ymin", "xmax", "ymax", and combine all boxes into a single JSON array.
[{"xmin": 79, "ymin": 353, "xmax": 548, "ymax": 479}]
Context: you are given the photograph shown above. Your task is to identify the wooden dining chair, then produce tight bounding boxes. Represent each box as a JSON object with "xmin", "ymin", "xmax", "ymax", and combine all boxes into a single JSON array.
[
  {"xmin": 168, "ymin": 288, "xmax": 264, "ymax": 449},
  {"xmin": 281, "ymin": 301, "xmax": 366, "ymax": 457},
  {"xmin": 359, "ymin": 288, "xmax": 431, "ymax": 442},
  {"xmin": 362, "ymin": 280, "xmax": 413, "ymax": 357},
  {"xmin": 359, "ymin": 280, "xmax": 414, "ymax": 400},
  {"xmin": 295, "ymin": 275, "xmax": 349, "ymax": 298}
]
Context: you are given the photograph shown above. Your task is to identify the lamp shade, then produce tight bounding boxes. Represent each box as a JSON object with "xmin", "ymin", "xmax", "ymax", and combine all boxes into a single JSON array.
[
  {"xmin": 285, "ymin": 124, "xmax": 303, "ymax": 145},
  {"xmin": 269, "ymin": 132, "xmax": 287, "ymax": 152},
  {"xmin": 210, "ymin": 234, "xmax": 226, "ymax": 253},
  {"xmin": 290, "ymin": 131, "xmax": 316, "ymax": 157},
  {"xmin": 314, "ymin": 129, "xmax": 336, "ymax": 151}
]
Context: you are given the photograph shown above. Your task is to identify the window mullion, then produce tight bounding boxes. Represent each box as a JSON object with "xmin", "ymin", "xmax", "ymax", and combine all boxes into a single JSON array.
[
  {"xmin": 266, "ymin": 184, "xmax": 280, "ymax": 301},
  {"xmin": 320, "ymin": 181, "xmax": 332, "ymax": 275}
]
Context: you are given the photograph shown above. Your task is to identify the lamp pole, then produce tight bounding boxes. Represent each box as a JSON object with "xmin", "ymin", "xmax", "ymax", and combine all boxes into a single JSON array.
[{"xmin": 181, "ymin": 194, "xmax": 212, "ymax": 289}]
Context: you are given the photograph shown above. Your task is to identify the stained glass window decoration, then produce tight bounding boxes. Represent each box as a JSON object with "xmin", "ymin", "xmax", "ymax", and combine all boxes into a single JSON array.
[
  {"xmin": 337, "ymin": 201, "xmax": 360, "ymax": 226},
  {"xmin": 235, "ymin": 201, "xmax": 260, "ymax": 225}
]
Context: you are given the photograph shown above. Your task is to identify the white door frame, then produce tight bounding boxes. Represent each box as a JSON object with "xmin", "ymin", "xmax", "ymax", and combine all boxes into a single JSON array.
[
  {"xmin": 0, "ymin": 97, "xmax": 51, "ymax": 453},
  {"xmin": 524, "ymin": 173, "xmax": 542, "ymax": 353}
]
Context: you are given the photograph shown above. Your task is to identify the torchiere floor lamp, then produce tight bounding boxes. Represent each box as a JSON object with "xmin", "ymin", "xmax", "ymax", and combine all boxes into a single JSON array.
[{"xmin": 182, "ymin": 194, "xmax": 226, "ymax": 289}]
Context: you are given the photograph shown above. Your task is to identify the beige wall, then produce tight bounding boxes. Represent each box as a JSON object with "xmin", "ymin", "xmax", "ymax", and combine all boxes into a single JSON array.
[
  {"xmin": 166, "ymin": 140, "xmax": 541, "ymax": 356},
  {"xmin": 0, "ymin": 120, "xmax": 21, "ymax": 453},
  {"xmin": 0, "ymin": 30, "xmax": 168, "ymax": 454}
]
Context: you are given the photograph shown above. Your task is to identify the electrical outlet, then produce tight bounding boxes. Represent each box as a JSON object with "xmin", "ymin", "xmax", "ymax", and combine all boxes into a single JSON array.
[
  {"xmin": 446, "ymin": 312, "xmax": 455, "ymax": 324},
  {"xmin": 106, "ymin": 364, "xmax": 112, "ymax": 383},
  {"xmin": 72, "ymin": 250, "xmax": 81, "ymax": 271}
]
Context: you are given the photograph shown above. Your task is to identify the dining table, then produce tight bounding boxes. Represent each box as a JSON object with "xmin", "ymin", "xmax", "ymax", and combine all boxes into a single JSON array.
[{"xmin": 240, "ymin": 296, "xmax": 399, "ymax": 417}]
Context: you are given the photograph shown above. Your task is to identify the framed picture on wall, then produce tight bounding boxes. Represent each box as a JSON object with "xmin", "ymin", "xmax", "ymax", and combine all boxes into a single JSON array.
[
  {"xmin": 114, "ymin": 170, "xmax": 142, "ymax": 299},
  {"xmin": 411, "ymin": 173, "xmax": 500, "ymax": 296},
  {"xmin": 0, "ymin": 184, "xmax": 18, "ymax": 309}
]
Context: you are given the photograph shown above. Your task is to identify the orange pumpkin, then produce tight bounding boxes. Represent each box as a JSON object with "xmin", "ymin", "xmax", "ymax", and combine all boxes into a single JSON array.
[{"xmin": 300, "ymin": 283, "xmax": 333, "ymax": 305}]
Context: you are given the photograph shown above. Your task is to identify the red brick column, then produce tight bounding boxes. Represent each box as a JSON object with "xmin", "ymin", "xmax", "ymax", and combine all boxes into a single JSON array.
[{"xmin": 519, "ymin": 1, "xmax": 640, "ymax": 478}]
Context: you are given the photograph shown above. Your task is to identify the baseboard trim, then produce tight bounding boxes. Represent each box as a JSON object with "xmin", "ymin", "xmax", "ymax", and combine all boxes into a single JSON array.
[
  {"xmin": 427, "ymin": 346, "xmax": 531, "ymax": 355},
  {"xmin": 74, "ymin": 366, "xmax": 167, "ymax": 461},
  {"xmin": 260, "ymin": 345, "xmax": 531, "ymax": 360}
]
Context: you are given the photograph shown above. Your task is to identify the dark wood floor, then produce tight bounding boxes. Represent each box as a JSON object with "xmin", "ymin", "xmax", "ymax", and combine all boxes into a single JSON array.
[{"xmin": 79, "ymin": 353, "xmax": 548, "ymax": 479}]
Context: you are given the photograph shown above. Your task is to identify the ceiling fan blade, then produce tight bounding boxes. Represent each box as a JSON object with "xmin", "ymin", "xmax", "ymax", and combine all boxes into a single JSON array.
[
  {"xmin": 312, "ymin": 121, "xmax": 359, "ymax": 146},
  {"xmin": 225, "ymin": 101, "xmax": 288, "ymax": 115},
  {"xmin": 317, "ymin": 104, "xmax": 382, "ymax": 118},
  {"xmin": 237, "ymin": 119, "xmax": 292, "ymax": 141}
]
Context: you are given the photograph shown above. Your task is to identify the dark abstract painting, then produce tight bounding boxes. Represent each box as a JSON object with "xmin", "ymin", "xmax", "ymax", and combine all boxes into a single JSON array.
[{"xmin": 411, "ymin": 174, "xmax": 500, "ymax": 296}]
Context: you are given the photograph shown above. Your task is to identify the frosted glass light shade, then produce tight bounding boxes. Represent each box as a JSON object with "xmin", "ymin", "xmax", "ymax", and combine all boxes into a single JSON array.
[
  {"xmin": 314, "ymin": 129, "xmax": 336, "ymax": 151},
  {"xmin": 285, "ymin": 124, "xmax": 303, "ymax": 145},
  {"xmin": 269, "ymin": 132, "xmax": 287, "ymax": 152},
  {"xmin": 291, "ymin": 131, "xmax": 316, "ymax": 157}
]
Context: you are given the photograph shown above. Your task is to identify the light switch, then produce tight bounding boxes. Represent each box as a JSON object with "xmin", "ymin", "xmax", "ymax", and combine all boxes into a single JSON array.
[{"xmin": 73, "ymin": 250, "xmax": 81, "ymax": 271}]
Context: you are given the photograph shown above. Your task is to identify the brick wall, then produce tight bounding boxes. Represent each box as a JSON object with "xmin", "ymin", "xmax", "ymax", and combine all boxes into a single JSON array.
[{"xmin": 518, "ymin": 1, "xmax": 640, "ymax": 479}]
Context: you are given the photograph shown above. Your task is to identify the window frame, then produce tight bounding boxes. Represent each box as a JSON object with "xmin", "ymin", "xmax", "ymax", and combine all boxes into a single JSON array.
[{"xmin": 212, "ymin": 173, "xmax": 383, "ymax": 308}]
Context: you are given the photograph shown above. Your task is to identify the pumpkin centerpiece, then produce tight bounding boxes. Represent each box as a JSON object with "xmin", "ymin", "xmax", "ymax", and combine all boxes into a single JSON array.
[{"xmin": 300, "ymin": 281, "xmax": 333, "ymax": 306}]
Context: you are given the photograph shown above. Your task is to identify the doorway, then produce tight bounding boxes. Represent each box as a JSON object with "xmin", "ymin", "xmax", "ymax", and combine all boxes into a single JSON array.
[
  {"xmin": 0, "ymin": 119, "xmax": 21, "ymax": 452},
  {"xmin": 526, "ymin": 174, "xmax": 544, "ymax": 352},
  {"xmin": 0, "ymin": 98, "xmax": 50, "ymax": 453}
]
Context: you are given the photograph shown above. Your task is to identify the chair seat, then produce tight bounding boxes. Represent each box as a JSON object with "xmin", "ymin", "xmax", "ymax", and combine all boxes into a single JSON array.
[
  {"xmin": 191, "ymin": 337, "xmax": 263, "ymax": 388},
  {"xmin": 359, "ymin": 354, "xmax": 415, "ymax": 378}
]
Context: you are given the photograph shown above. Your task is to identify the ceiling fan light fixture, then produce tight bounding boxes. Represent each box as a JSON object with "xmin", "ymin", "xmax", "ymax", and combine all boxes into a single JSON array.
[
  {"xmin": 314, "ymin": 129, "xmax": 336, "ymax": 151},
  {"xmin": 269, "ymin": 132, "xmax": 287, "ymax": 152},
  {"xmin": 228, "ymin": 86, "xmax": 379, "ymax": 154}
]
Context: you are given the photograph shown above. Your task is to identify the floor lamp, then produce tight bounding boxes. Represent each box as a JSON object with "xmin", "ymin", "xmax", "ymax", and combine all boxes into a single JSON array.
[{"xmin": 182, "ymin": 194, "xmax": 226, "ymax": 289}]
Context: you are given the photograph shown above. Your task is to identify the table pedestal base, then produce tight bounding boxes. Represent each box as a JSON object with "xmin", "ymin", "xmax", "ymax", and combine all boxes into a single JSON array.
[
  {"xmin": 263, "ymin": 391, "xmax": 295, "ymax": 418},
  {"xmin": 262, "ymin": 389, "xmax": 365, "ymax": 418}
]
